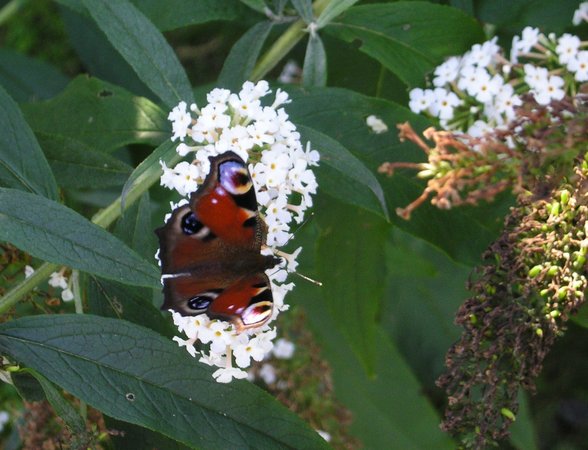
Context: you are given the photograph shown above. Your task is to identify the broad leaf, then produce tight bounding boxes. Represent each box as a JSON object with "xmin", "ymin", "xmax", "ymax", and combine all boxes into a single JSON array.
[
  {"xmin": 21, "ymin": 76, "xmax": 168, "ymax": 153},
  {"xmin": 290, "ymin": 254, "xmax": 455, "ymax": 449},
  {"xmin": 218, "ymin": 21, "xmax": 274, "ymax": 92},
  {"xmin": 115, "ymin": 192, "xmax": 157, "ymax": 261},
  {"xmin": 316, "ymin": 199, "xmax": 388, "ymax": 374},
  {"xmin": 0, "ymin": 315, "xmax": 330, "ymax": 449},
  {"xmin": 82, "ymin": 0, "xmax": 194, "ymax": 108},
  {"xmin": 130, "ymin": 0, "xmax": 245, "ymax": 31},
  {"xmin": 325, "ymin": 2, "xmax": 484, "ymax": 86},
  {"xmin": 0, "ymin": 84, "xmax": 58, "ymax": 200},
  {"xmin": 298, "ymin": 124, "xmax": 389, "ymax": 219},
  {"xmin": 0, "ymin": 188, "xmax": 160, "ymax": 288},
  {"xmin": 41, "ymin": 134, "xmax": 132, "ymax": 189},
  {"xmin": 0, "ymin": 49, "xmax": 68, "ymax": 102},
  {"xmin": 287, "ymin": 86, "xmax": 508, "ymax": 265},
  {"xmin": 302, "ymin": 34, "xmax": 327, "ymax": 87}
]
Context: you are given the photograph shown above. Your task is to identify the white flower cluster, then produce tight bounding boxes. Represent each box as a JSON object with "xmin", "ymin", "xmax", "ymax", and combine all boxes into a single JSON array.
[
  {"xmin": 574, "ymin": 2, "xmax": 588, "ymax": 25},
  {"xmin": 408, "ymin": 24, "xmax": 588, "ymax": 135},
  {"xmin": 47, "ymin": 270, "xmax": 74, "ymax": 302},
  {"xmin": 163, "ymin": 81, "xmax": 319, "ymax": 382}
]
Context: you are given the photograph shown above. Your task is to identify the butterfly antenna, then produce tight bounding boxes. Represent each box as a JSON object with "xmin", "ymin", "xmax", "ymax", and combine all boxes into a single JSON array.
[
  {"xmin": 293, "ymin": 271, "xmax": 323, "ymax": 286},
  {"xmin": 283, "ymin": 212, "xmax": 315, "ymax": 246}
]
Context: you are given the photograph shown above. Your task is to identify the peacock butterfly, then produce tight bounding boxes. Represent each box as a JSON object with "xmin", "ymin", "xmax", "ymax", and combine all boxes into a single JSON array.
[{"xmin": 155, "ymin": 151, "xmax": 281, "ymax": 332}]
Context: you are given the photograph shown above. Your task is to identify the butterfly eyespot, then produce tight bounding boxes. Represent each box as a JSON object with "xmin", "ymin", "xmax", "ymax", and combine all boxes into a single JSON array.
[
  {"xmin": 181, "ymin": 212, "xmax": 204, "ymax": 235},
  {"xmin": 187, "ymin": 296, "xmax": 213, "ymax": 311},
  {"xmin": 187, "ymin": 290, "xmax": 221, "ymax": 311},
  {"xmin": 241, "ymin": 301, "xmax": 273, "ymax": 326},
  {"xmin": 219, "ymin": 161, "xmax": 252, "ymax": 195}
]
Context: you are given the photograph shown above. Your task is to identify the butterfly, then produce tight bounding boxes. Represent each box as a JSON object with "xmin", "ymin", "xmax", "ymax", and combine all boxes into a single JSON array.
[{"xmin": 155, "ymin": 151, "xmax": 281, "ymax": 332}]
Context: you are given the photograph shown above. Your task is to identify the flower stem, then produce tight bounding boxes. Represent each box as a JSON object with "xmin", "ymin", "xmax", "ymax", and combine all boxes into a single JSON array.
[{"xmin": 250, "ymin": 0, "xmax": 331, "ymax": 81}]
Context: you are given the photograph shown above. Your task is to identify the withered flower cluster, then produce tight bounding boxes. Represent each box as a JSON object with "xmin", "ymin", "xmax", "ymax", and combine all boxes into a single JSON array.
[{"xmin": 380, "ymin": 96, "xmax": 588, "ymax": 447}]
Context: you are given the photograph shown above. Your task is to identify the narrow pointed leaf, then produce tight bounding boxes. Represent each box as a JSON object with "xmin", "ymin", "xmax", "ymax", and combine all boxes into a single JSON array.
[
  {"xmin": 218, "ymin": 21, "xmax": 274, "ymax": 92},
  {"xmin": 0, "ymin": 84, "xmax": 58, "ymax": 200},
  {"xmin": 25, "ymin": 369, "xmax": 86, "ymax": 434},
  {"xmin": 121, "ymin": 139, "xmax": 179, "ymax": 210},
  {"xmin": 82, "ymin": 0, "xmax": 194, "ymax": 108},
  {"xmin": 298, "ymin": 124, "xmax": 389, "ymax": 219},
  {"xmin": 302, "ymin": 34, "xmax": 327, "ymax": 87},
  {"xmin": 0, "ymin": 315, "xmax": 330, "ymax": 449},
  {"xmin": 291, "ymin": 0, "xmax": 313, "ymax": 23},
  {"xmin": 0, "ymin": 188, "xmax": 160, "ymax": 287},
  {"xmin": 315, "ymin": 0, "xmax": 359, "ymax": 28}
]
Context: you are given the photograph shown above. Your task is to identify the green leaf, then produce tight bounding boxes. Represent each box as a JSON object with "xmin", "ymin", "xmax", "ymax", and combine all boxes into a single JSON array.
[
  {"xmin": 131, "ymin": 0, "xmax": 245, "ymax": 31},
  {"xmin": 218, "ymin": 21, "xmax": 274, "ymax": 92},
  {"xmin": 291, "ymin": 262, "xmax": 454, "ymax": 449},
  {"xmin": 325, "ymin": 2, "xmax": 484, "ymax": 86},
  {"xmin": 291, "ymin": 0, "xmax": 313, "ymax": 23},
  {"xmin": 0, "ymin": 315, "xmax": 330, "ymax": 449},
  {"xmin": 41, "ymin": 134, "xmax": 132, "ymax": 189},
  {"xmin": 115, "ymin": 192, "xmax": 157, "ymax": 261},
  {"xmin": 121, "ymin": 139, "xmax": 180, "ymax": 211},
  {"xmin": 12, "ymin": 371, "xmax": 46, "ymax": 402},
  {"xmin": 82, "ymin": 0, "xmax": 194, "ymax": 108},
  {"xmin": 86, "ymin": 276, "xmax": 172, "ymax": 338},
  {"xmin": 60, "ymin": 6, "xmax": 156, "ymax": 101},
  {"xmin": 316, "ymin": 0, "xmax": 359, "ymax": 29},
  {"xmin": 302, "ymin": 34, "xmax": 327, "ymax": 87},
  {"xmin": 106, "ymin": 416, "xmax": 191, "ymax": 450},
  {"xmin": 21, "ymin": 76, "xmax": 168, "ymax": 153},
  {"xmin": 239, "ymin": 0, "xmax": 265, "ymax": 13},
  {"xmin": 0, "ymin": 84, "xmax": 58, "ymax": 200},
  {"xmin": 25, "ymin": 369, "xmax": 86, "ymax": 434},
  {"xmin": 298, "ymin": 124, "xmax": 389, "ymax": 219},
  {"xmin": 316, "ymin": 199, "xmax": 388, "ymax": 375},
  {"xmin": 0, "ymin": 188, "xmax": 160, "ymax": 288},
  {"xmin": 0, "ymin": 49, "xmax": 68, "ymax": 102},
  {"xmin": 287, "ymin": 86, "xmax": 508, "ymax": 265}
]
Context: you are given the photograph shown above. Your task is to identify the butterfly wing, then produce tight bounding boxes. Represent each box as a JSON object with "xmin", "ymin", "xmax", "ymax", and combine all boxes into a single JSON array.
[{"xmin": 156, "ymin": 151, "xmax": 278, "ymax": 331}]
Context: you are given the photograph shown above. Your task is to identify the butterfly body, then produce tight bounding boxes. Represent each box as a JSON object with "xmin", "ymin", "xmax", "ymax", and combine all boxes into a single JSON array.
[{"xmin": 156, "ymin": 151, "xmax": 280, "ymax": 332}]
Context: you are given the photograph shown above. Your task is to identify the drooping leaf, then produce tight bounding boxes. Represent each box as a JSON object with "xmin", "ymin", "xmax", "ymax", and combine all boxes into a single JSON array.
[
  {"xmin": 298, "ymin": 124, "xmax": 388, "ymax": 219},
  {"xmin": 41, "ymin": 134, "xmax": 132, "ymax": 189},
  {"xmin": 0, "ymin": 188, "xmax": 160, "ymax": 288},
  {"xmin": 316, "ymin": 198, "xmax": 388, "ymax": 374},
  {"xmin": 325, "ymin": 2, "xmax": 484, "ymax": 86},
  {"xmin": 0, "ymin": 314, "xmax": 330, "ymax": 449},
  {"xmin": 302, "ymin": 34, "xmax": 327, "ymax": 87},
  {"xmin": 0, "ymin": 49, "xmax": 68, "ymax": 102},
  {"xmin": 218, "ymin": 21, "xmax": 274, "ymax": 92},
  {"xmin": 0, "ymin": 84, "xmax": 58, "ymax": 200},
  {"xmin": 82, "ymin": 0, "xmax": 194, "ymax": 108},
  {"xmin": 21, "ymin": 76, "xmax": 168, "ymax": 153},
  {"xmin": 25, "ymin": 369, "xmax": 87, "ymax": 434}
]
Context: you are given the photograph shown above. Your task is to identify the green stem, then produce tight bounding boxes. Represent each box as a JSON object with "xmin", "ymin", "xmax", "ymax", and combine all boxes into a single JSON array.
[
  {"xmin": 250, "ymin": 0, "xmax": 331, "ymax": 81},
  {"xmin": 0, "ymin": 144, "xmax": 178, "ymax": 314},
  {"xmin": 0, "ymin": 0, "xmax": 28, "ymax": 26},
  {"xmin": 72, "ymin": 270, "xmax": 83, "ymax": 315},
  {"xmin": 0, "ymin": 263, "xmax": 58, "ymax": 314}
]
